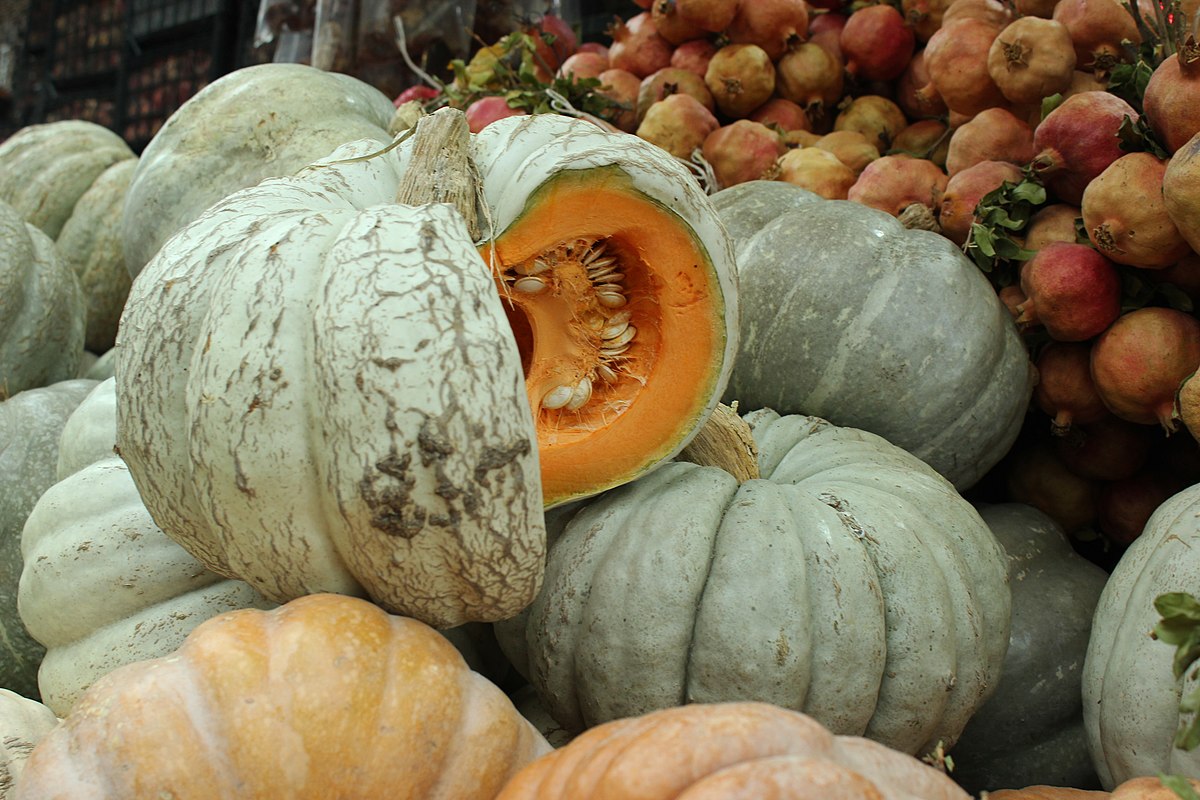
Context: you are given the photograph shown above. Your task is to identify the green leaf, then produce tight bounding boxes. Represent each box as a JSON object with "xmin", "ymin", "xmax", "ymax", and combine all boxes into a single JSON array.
[
  {"xmin": 1161, "ymin": 773, "xmax": 1200, "ymax": 800},
  {"xmin": 1041, "ymin": 93, "xmax": 1065, "ymax": 120},
  {"xmin": 1153, "ymin": 592, "xmax": 1200, "ymax": 754},
  {"xmin": 1118, "ymin": 113, "xmax": 1171, "ymax": 157}
]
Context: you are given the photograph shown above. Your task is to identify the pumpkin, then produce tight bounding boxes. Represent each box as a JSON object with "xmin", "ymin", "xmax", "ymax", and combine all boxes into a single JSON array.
[
  {"xmin": 121, "ymin": 62, "xmax": 397, "ymax": 279},
  {"xmin": 948, "ymin": 503, "xmax": 1108, "ymax": 793},
  {"xmin": 989, "ymin": 776, "xmax": 1200, "ymax": 799},
  {"xmin": 494, "ymin": 701, "xmax": 972, "ymax": 800},
  {"xmin": 14, "ymin": 593, "xmax": 550, "ymax": 799},
  {"xmin": 1083, "ymin": 482, "xmax": 1200, "ymax": 788},
  {"xmin": 0, "ymin": 689, "xmax": 56, "ymax": 799},
  {"xmin": 493, "ymin": 407, "xmax": 1011, "ymax": 757},
  {"xmin": 115, "ymin": 109, "xmax": 736, "ymax": 627},
  {"xmin": 709, "ymin": 179, "xmax": 1034, "ymax": 490},
  {"xmin": 0, "ymin": 379, "xmax": 98, "ymax": 699},
  {"xmin": 0, "ymin": 201, "xmax": 86, "ymax": 399},
  {"xmin": 18, "ymin": 379, "xmax": 276, "ymax": 716}
]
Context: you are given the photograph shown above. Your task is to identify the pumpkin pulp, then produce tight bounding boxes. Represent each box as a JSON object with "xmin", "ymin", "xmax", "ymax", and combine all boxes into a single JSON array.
[{"xmin": 480, "ymin": 167, "xmax": 728, "ymax": 508}]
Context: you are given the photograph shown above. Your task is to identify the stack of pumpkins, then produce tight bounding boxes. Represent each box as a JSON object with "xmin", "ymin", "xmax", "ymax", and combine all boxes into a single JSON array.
[{"xmin": 0, "ymin": 61, "xmax": 1196, "ymax": 799}]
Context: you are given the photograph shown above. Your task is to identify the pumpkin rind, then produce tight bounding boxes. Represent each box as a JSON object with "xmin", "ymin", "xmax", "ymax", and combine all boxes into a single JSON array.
[
  {"xmin": 709, "ymin": 180, "xmax": 1033, "ymax": 490},
  {"xmin": 495, "ymin": 409, "xmax": 1011, "ymax": 757},
  {"xmin": 0, "ymin": 379, "xmax": 98, "ymax": 699},
  {"xmin": 0, "ymin": 688, "xmax": 57, "ymax": 798},
  {"xmin": 949, "ymin": 503, "xmax": 1107, "ymax": 793},
  {"xmin": 116, "ymin": 143, "xmax": 544, "ymax": 628},
  {"xmin": 120, "ymin": 63, "xmax": 396, "ymax": 278},
  {"xmin": 1082, "ymin": 482, "xmax": 1200, "ymax": 788},
  {"xmin": 0, "ymin": 202, "xmax": 86, "ymax": 399},
  {"xmin": 494, "ymin": 701, "xmax": 971, "ymax": 800},
  {"xmin": 13, "ymin": 593, "xmax": 551, "ymax": 800}
]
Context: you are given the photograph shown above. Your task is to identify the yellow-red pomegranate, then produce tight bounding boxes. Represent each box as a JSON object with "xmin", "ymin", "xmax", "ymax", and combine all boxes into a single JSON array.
[
  {"xmin": 748, "ymin": 98, "xmax": 812, "ymax": 132},
  {"xmin": 891, "ymin": 119, "xmax": 951, "ymax": 168},
  {"xmin": 941, "ymin": 0, "xmax": 1015, "ymax": 28},
  {"xmin": 920, "ymin": 18, "xmax": 1007, "ymax": 116},
  {"xmin": 945, "ymin": 106, "xmax": 1036, "ymax": 176},
  {"xmin": 1082, "ymin": 151, "xmax": 1193, "ymax": 269},
  {"xmin": 1022, "ymin": 203, "xmax": 1083, "ymax": 251},
  {"xmin": 675, "ymin": 0, "xmax": 741, "ymax": 32},
  {"xmin": 1055, "ymin": 416, "xmax": 1151, "ymax": 481},
  {"xmin": 1051, "ymin": 0, "xmax": 1141, "ymax": 75},
  {"xmin": 1143, "ymin": 36, "xmax": 1200, "ymax": 155},
  {"xmin": 902, "ymin": 0, "xmax": 957, "ymax": 40},
  {"xmin": 557, "ymin": 51, "xmax": 609, "ymax": 81},
  {"xmin": 596, "ymin": 68, "xmax": 642, "ymax": 132},
  {"xmin": 1163, "ymin": 131, "xmax": 1200, "ymax": 253},
  {"xmin": 987, "ymin": 17, "xmax": 1077, "ymax": 106},
  {"xmin": 840, "ymin": 3, "xmax": 917, "ymax": 81},
  {"xmin": 775, "ymin": 42, "xmax": 845, "ymax": 123},
  {"xmin": 832, "ymin": 94, "xmax": 908, "ymax": 152},
  {"xmin": 1032, "ymin": 90, "xmax": 1140, "ymax": 206},
  {"xmin": 701, "ymin": 120, "xmax": 786, "ymax": 189},
  {"xmin": 669, "ymin": 38, "xmax": 718, "ymax": 76},
  {"xmin": 776, "ymin": 147, "xmax": 858, "ymax": 198},
  {"xmin": 939, "ymin": 159, "xmax": 1025, "ymax": 245},
  {"xmin": 608, "ymin": 12, "xmax": 674, "ymax": 78},
  {"xmin": 1036, "ymin": 340, "xmax": 1113, "ymax": 435},
  {"xmin": 1090, "ymin": 307, "xmax": 1200, "ymax": 431},
  {"xmin": 726, "ymin": 0, "xmax": 809, "ymax": 60},
  {"xmin": 651, "ymin": 0, "xmax": 708, "ymax": 43},
  {"xmin": 1016, "ymin": 241, "xmax": 1122, "ymax": 341},
  {"xmin": 635, "ymin": 92, "xmax": 720, "ymax": 158},
  {"xmin": 812, "ymin": 130, "xmax": 880, "ymax": 174},
  {"xmin": 704, "ymin": 43, "xmax": 776, "ymax": 118},
  {"xmin": 635, "ymin": 67, "xmax": 715, "ymax": 125},
  {"xmin": 896, "ymin": 50, "xmax": 949, "ymax": 119},
  {"xmin": 847, "ymin": 154, "xmax": 949, "ymax": 217},
  {"xmin": 1005, "ymin": 439, "xmax": 1100, "ymax": 535}
]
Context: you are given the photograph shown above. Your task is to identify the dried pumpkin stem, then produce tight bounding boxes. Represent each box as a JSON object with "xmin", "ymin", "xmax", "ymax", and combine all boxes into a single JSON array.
[
  {"xmin": 677, "ymin": 402, "xmax": 760, "ymax": 482},
  {"xmin": 395, "ymin": 107, "xmax": 482, "ymax": 240}
]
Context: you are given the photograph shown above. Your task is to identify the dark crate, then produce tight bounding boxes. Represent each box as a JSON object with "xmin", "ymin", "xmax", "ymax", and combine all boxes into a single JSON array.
[
  {"xmin": 49, "ymin": 0, "xmax": 126, "ymax": 84},
  {"xmin": 120, "ymin": 31, "xmax": 218, "ymax": 148},
  {"xmin": 128, "ymin": 0, "xmax": 227, "ymax": 39},
  {"xmin": 43, "ymin": 82, "xmax": 119, "ymax": 127}
]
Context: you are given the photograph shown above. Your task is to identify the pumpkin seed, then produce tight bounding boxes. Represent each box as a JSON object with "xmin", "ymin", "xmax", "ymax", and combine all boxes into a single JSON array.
[
  {"xmin": 514, "ymin": 259, "xmax": 552, "ymax": 276},
  {"xmin": 597, "ymin": 291, "xmax": 627, "ymax": 309},
  {"xmin": 566, "ymin": 377, "xmax": 593, "ymax": 411},
  {"xmin": 595, "ymin": 364, "xmax": 619, "ymax": 384},
  {"xmin": 605, "ymin": 324, "xmax": 636, "ymax": 348},
  {"xmin": 601, "ymin": 319, "xmax": 631, "ymax": 341},
  {"xmin": 514, "ymin": 276, "xmax": 549, "ymax": 294},
  {"xmin": 582, "ymin": 244, "xmax": 608, "ymax": 265},
  {"xmin": 541, "ymin": 384, "xmax": 574, "ymax": 410}
]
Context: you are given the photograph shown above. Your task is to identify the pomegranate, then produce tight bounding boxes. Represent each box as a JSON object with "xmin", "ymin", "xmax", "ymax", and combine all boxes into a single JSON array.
[
  {"xmin": 675, "ymin": 0, "xmax": 742, "ymax": 32},
  {"xmin": 1097, "ymin": 469, "xmax": 1179, "ymax": 545},
  {"xmin": 704, "ymin": 43, "xmax": 776, "ymax": 118},
  {"xmin": 701, "ymin": 120, "xmax": 786, "ymax": 189},
  {"xmin": 812, "ymin": 130, "xmax": 881, "ymax": 175},
  {"xmin": 1145, "ymin": 253, "xmax": 1200, "ymax": 308},
  {"xmin": 847, "ymin": 155, "xmax": 950, "ymax": 218},
  {"xmin": 998, "ymin": 284, "xmax": 1029, "ymax": 320},
  {"xmin": 1035, "ymin": 340, "xmax": 1113, "ymax": 435},
  {"xmin": 608, "ymin": 12, "xmax": 674, "ymax": 78},
  {"xmin": 1055, "ymin": 416, "xmax": 1151, "ymax": 481},
  {"xmin": 1014, "ymin": 0, "xmax": 1059, "ymax": 18},
  {"xmin": 392, "ymin": 85, "xmax": 439, "ymax": 107},
  {"xmin": 578, "ymin": 42, "xmax": 610, "ymax": 57},
  {"xmin": 1005, "ymin": 440, "xmax": 1100, "ymax": 535},
  {"xmin": 1163, "ymin": 132, "xmax": 1200, "ymax": 253},
  {"xmin": 726, "ymin": 0, "xmax": 810, "ymax": 61},
  {"xmin": 941, "ymin": 0, "xmax": 1016, "ymax": 27},
  {"xmin": 1063, "ymin": 69, "xmax": 1109, "ymax": 97},
  {"xmin": 839, "ymin": 4, "xmax": 917, "ymax": 82},
  {"xmin": 1022, "ymin": 203, "xmax": 1083, "ymax": 251},
  {"xmin": 1031, "ymin": 90, "xmax": 1139, "ymax": 206},
  {"xmin": 896, "ymin": 50, "xmax": 949, "ymax": 119},
  {"xmin": 945, "ymin": 107, "xmax": 1036, "ymax": 176},
  {"xmin": 748, "ymin": 98, "xmax": 812, "ymax": 132},
  {"xmin": 776, "ymin": 147, "xmax": 858, "ymax": 199},
  {"xmin": 636, "ymin": 67, "xmax": 715, "ymax": 125},
  {"xmin": 652, "ymin": 0, "xmax": 708, "ymax": 43},
  {"xmin": 1082, "ymin": 152, "xmax": 1193, "ymax": 269},
  {"xmin": 636, "ymin": 92, "xmax": 720, "ymax": 159},
  {"xmin": 596, "ymin": 68, "xmax": 644, "ymax": 132},
  {"xmin": 920, "ymin": 18, "xmax": 1007, "ymax": 117},
  {"xmin": 939, "ymin": 160, "xmax": 1025, "ymax": 245},
  {"xmin": 775, "ymin": 42, "xmax": 846, "ymax": 124},
  {"xmin": 464, "ymin": 96, "xmax": 528, "ymax": 133},
  {"xmin": 556, "ymin": 51, "xmax": 610, "ymax": 81},
  {"xmin": 1051, "ymin": 0, "xmax": 1141, "ymax": 75},
  {"xmin": 809, "ymin": 12, "xmax": 846, "ymax": 60},
  {"xmin": 1176, "ymin": 369, "xmax": 1200, "ymax": 443},
  {"xmin": 669, "ymin": 38, "xmax": 719, "ymax": 76},
  {"xmin": 902, "ymin": 0, "xmax": 957, "ymax": 40},
  {"xmin": 987, "ymin": 17, "xmax": 1077, "ymax": 106},
  {"xmin": 833, "ymin": 95, "xmax": 908, "ymax": 152},
  {"xmin": 1089, "ymin": 306, "xmax": 1200, "ymax": 431},
  {"xmin": 891, "ymin": 119, "xmax": 952, "ymax": 168},
  {"xmin": 1142, "ymin": 36, "xmax": 1200, "ymax": 155},
  {"xmin": 1016, "ymin": 241, "xmax": 1122, "ymax": 341}
]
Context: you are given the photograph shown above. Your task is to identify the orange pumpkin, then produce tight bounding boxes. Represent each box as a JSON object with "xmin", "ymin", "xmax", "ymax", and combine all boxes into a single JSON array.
[
  {"xmin": 14, "ymin": 593, "xmax": 550, "ymax": 799},
  {"xmin": 494, "ymin": 701, "xmax": 970, "ymax": 800},
  {"xmin": 989, "ymin": 777, "xmax": 1200, "ymax": 799}
]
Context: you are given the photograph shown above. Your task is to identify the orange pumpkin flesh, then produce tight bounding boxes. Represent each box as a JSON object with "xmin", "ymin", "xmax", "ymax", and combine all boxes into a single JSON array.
[{"xmin": 481, "ymin": 166, "xmax": 729, "ymax": 508}]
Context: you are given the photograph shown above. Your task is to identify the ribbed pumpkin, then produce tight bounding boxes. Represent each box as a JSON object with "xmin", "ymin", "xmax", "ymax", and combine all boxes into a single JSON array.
[
  {"xmin": 116, "ymin": 109, "xmax": 736, "ymax": 628},
  {"xmin": 495, "ymin": 701, "xmax": 972, "ymax": 800},
  {"xmin": 1083, "ymin": 482, "xmax": 1200, "ymax": 788},
  {"xmin": 709, "ymin": 180, "xmax": 1034, "ymax": 490},
  {"xmin": 17, "ymin": 379, "xmax": 275, "ymax": 715},
  {"xmin": 14, "ymin": 593, "xmax": 551, "ymax": 799},
  {"xmin": 0, "ymin": 379, "xmax": 98, "ymax": 699},
  {"xmin": 949, "ymin": 503, "xmax": 1107, "ymax": 793},
  {"xmin": 0, "ymin": 201, "xmax": 86, "ymax": 399},
  {"xmin": 494, "ymin": 407, "xmax": 1010, "ymax": 757},
  {"xmin": 121, "ymin": 62, "xmax": 396, "ymax": 279},
  {"xmin": 0, "ymin": 688, "xmax": 57, "ymax": 799},
  {"xmin": 989, "ymin": 776, "xmax": 1200, "ymax": 799},
  {"xmin": 0, "ymin": 121, "xmax": 137, "ymax": 353}
]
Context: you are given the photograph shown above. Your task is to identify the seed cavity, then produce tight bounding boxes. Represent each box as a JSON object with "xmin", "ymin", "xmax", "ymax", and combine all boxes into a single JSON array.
[
  {"xmin": 514, "ymin": 276, "xmax": 549, "ymax": 294},
  {"xmin": 514, "ymin": 259, "xmax": 553, "ymax": 276}
]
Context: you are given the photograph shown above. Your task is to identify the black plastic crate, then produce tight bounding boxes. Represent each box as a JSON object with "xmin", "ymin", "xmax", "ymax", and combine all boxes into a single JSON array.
[
  {"xmin": 120, "ymin": 30, "xmax": 219, "ymax": 148},
  {"xmin": 128, "ymin": 0, "xmax": 227, "ymax": 40},
  {"xmin": 43, "ymin": 82, "xmax": 119, "ymax": 127},
  {"xmin": 49, "ymin": 0, "xmax": 126, "ymax": 84}
]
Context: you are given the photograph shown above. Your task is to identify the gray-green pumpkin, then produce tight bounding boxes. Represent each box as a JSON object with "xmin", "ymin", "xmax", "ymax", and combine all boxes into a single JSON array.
[
  {"xmin": 494, "ymin": 407, "xmax": 1011, "ymax": 758},
  {"xmin": 949, "ymin": 502, "xmax": 1108, "ymax": 794},
  {"xmin": 709, "ymin": 180, "xmax": 1034, "ymax": 491},
  {"xmin": 0, "ymin": 378, "xmax": 98, "ymax": 699}
]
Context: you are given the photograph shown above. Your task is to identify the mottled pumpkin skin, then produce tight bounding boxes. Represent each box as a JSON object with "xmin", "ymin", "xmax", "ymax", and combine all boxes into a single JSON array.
[
  {"xmin": 15, "ymin": 594, "xmax": 551, "ymax": 800},
  {"xmin": 0, "ymin": 379, "xmax": 98, "ymax": 699},
  {"xmin": 495, "ymin": 409, "xmax": 1011, "ymax": 758},
  {"xmin": 949, "ymin": 503, "xmax": 1107, "ymax": 793},
  {"xmin": 1083, "ymin": 483, "xmax": 1200, "ymax": 788},
  {"xmin": 710, "ymin": 180, "xmax": 1034, "ymax": 491},
  {"xmin": 496, "ymin": 701, "xmax": 971, "ymax": 800}
]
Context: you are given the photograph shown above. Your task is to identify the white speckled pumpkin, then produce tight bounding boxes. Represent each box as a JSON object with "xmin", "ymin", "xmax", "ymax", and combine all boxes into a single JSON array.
[
  {"xmin": 0, "ymin": 202, "xmax": 86, "ymax": 399},
  {"xmin": 1083, "ymin": 482, "xmax": 1200, "ymax": 788},
  {"xmin": 0, "ymin": 379, "xmax": 98, "ymax": 699},
  {"xmin": 121, "ymin": 63, "xmax": 396, "ymax": 279},
  {"xmin": 710, "ymin": 180, "xmax": 1034, "ymax": 490},
  {"xmin": 494, "ymin": 408, "xmax": 1011, "ymax": 757},
  {"xmin": 0, "ymin": 688, "xmax": 57, "ymax": 798}
]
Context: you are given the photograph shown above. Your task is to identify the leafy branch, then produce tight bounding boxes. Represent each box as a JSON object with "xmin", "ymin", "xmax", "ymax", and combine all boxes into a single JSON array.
[
  {"xmin": 963, "ymin": 171, "xmax": 1048, "ymax": 288},
  {"xmin": 1152, "ymin": 592, "xmax": 1200, "ymax": 800}
]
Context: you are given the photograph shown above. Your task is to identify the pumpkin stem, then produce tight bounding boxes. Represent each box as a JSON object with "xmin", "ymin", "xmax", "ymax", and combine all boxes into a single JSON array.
[
  {"xmin": 677, "ymin": 402, "xmax": 760, "ymax": 482},
  {"xmin": 395, "ymin": 107, "xmax": 482, "ymax": 240}
]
